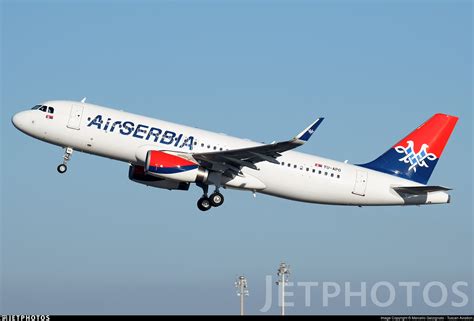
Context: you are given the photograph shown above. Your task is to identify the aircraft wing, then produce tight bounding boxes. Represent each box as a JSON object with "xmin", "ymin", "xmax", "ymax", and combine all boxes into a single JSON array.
[{"xmin": 192, "ymin": 117, "xmax": 324, "ymax": 175}]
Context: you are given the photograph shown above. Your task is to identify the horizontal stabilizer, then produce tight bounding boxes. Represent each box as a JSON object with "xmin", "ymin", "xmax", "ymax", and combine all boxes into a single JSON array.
[{"xmin": 392, "ymin": 186, "xmax": 452, "ymax": 194}]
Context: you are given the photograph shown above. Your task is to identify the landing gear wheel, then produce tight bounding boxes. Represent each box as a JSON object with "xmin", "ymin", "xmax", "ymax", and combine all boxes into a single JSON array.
[
  {"xmin": 210, "ymin": 192, "xmax": 224, "ymax": 207},
  {"xmin": 197, "ymin": 197, "xmax": 212, "ymax": 212},
  {"xmin": 57, "ymin": 164, "xmax": 67, "ymax": 174},
  {"xmin": 58, "ymin": 147, "xmax": 73, "ymax": 174}
]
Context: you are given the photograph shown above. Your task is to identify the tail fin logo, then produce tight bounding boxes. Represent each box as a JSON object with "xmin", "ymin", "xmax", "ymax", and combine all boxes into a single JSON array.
[{"xmin": 395, "ymin": 140, "xmax": 437, "ymax": 172}]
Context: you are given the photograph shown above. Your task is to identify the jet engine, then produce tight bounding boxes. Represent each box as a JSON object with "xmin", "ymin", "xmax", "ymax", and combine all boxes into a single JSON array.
[
  {"xmin": 144, "ymin": 150, "xmax": 209, "ymax": 183},
  {"xmin": 128, "ymin": 164, "xmax": 190, "ymax": 191}
]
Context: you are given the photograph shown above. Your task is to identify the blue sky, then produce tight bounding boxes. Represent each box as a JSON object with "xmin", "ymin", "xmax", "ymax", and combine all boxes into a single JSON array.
[{"xmin": 1, "ymin": 0, "xmax": 472, "ymax": 315}]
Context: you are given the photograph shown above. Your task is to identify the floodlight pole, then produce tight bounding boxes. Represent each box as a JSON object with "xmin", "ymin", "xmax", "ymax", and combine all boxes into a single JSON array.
[
  {"xmin": 277, "ymin": 262, "xmax": 290, "ymax": 316},
  {"xmin": 235, "ymin": 276, "xmax": 248, "ymax": 315},
  {"xmin": 240, "ymin": 280, "xmax": 244, "ymax": 315}
]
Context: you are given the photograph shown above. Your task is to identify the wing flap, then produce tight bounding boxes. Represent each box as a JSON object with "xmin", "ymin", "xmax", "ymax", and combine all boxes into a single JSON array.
[{"xmin": 248, "ymin": 151, "xmax": 280, "ymax": 164}]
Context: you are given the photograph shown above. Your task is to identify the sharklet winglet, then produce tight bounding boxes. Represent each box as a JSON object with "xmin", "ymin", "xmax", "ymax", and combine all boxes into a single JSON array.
[{"xmin": 294, "ymin": 117, "xmax": 324, "ymax": 144}]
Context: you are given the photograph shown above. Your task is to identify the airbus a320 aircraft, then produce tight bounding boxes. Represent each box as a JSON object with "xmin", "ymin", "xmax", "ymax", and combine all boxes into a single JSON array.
[{"xmin": 12, "ymin": 100, "xmax": 458, "ymax": 211}]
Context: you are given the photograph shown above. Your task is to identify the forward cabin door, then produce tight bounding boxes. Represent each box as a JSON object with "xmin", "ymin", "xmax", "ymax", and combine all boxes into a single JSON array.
[
  {"xmin": 67, "ymin": 105, "xmax": 84, "ymax": 130},
  {"xmin": 352, "ymin": 170, "xmax": 368, "ymax": 196}
]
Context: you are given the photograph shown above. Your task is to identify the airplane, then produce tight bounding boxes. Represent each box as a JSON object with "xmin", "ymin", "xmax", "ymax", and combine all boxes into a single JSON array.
[{"xmin": 12, "ymin": 100, "xmax": 458, "ymax": 211}]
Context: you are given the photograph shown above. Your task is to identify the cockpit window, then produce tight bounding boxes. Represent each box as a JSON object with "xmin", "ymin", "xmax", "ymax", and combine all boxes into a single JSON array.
[{"xmin": 31, "ymin": 105, "xmax": 56, "ymax": 112}]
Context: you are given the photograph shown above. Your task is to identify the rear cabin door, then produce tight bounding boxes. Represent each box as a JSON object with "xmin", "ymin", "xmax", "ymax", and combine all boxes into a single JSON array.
[
  {"xmin": 67, "ymin": 105, "xmax": 84, "ymax": 130},
  {"xmin": 352, "ymin": 170, "xmax": 368, "ymax": 196}
]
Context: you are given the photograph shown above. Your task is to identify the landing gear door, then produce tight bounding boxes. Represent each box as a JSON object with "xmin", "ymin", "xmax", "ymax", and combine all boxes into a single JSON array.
[
  {"xmin": 67, "ymin": 105, "xmax": 84, "ymax": 130},
  {"xmin": 352, "ymin": 170, "xmax": 368, "ymax": 196}
]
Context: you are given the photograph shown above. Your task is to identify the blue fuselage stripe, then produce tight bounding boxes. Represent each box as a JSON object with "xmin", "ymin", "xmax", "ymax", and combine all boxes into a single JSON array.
[{"xmin": 148, "ymin": 165, "xmax": 198, "ymax": 174}]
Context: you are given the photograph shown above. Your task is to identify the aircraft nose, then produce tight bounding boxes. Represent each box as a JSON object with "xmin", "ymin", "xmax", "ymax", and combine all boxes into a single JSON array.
[{"xmin": 12, "ymin": 111, "xmax": 28, "ymax": 131}]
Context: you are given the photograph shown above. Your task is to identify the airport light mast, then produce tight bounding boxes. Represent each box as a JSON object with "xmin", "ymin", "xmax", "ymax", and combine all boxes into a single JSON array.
[
  {"xmin": 276, "ymin": 262, "xmax": 290, "ymax": 316},
  {"xmin": 235, "ymin": 276, "xmax": 249, "ymax": 315}
]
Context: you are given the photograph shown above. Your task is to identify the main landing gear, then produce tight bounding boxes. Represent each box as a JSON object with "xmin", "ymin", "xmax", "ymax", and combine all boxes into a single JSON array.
[
  {"xmin": 57, "ymin": 147, "xmax": 73, "ymax": 174},
  {"xmin": 197, "ymin": 197, "xmax": 212, "ymax": 212},
  {"xmin": 209, "ymin": 192, "xmax": 224, "ymax": 207},
  {"xmin": 197, "ymin": 184, "xmax": 225, "ymax": 212}
]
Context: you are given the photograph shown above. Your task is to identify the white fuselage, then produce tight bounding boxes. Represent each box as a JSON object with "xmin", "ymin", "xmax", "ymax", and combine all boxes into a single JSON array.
[{"xmin": 12, "ymin": 101, "xmax": 450, "ymax": 206}]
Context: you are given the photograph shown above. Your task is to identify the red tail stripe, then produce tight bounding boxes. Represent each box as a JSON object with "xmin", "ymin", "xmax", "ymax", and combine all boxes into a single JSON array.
[{"xmin": 392, "ymin": 113, "xmax": 458, "ymax": 157}]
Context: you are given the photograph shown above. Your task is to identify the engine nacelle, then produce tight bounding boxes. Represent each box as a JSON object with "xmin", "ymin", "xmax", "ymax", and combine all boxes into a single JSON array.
[
  {"xmin": 145, "ymin": 150, "xmax": 209, "ymax": 183},
  {"xmin": 129, "ymin": 165, "xmax": 190, "ymax": 191}
]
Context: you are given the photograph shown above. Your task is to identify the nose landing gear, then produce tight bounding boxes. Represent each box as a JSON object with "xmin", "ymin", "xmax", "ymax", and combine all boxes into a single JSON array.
[
  {"xmin": 57, "ymin": 164, "xmax": 67, "ymax": 173},
  {"xmin": 57, "ymin": 147, "xmax": 73, "ymax": 174}
]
